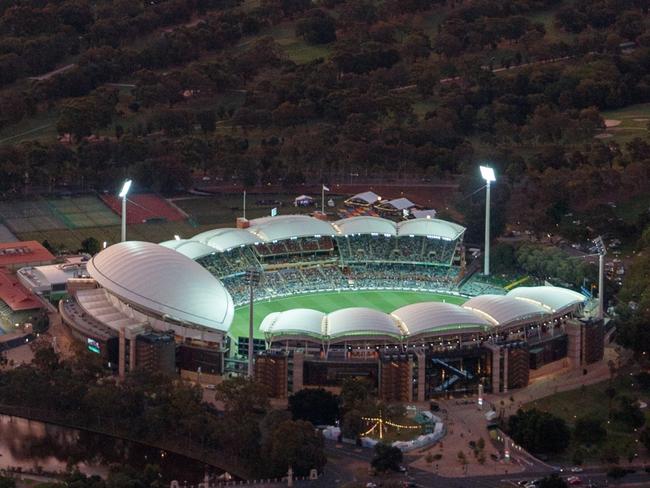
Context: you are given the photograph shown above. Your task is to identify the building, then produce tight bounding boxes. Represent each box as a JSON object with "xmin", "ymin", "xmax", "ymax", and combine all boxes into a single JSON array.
[
  {"xmin": 0, "ymin": 267, "xmax": 45, "ymax": 331},
  {"xmin": 18, "ymin": 256, "xmax": 90, "ymax": 301},
  {"xmin": 344, "ymin": 191, "xmax": 381, "ymax": 207},
  {"xmin": 60, "ymin": 241, "xmax": 233, "ymax": 377},
  {"xmin": 0, "ymin": 241, "xmax": 54, "ymax": 271}
]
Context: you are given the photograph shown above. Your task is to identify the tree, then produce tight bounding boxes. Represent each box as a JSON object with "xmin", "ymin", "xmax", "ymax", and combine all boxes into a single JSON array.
[
  {"xmin": 196, "ymin": 110, "xmax": 217, "ymax": 134},
  {"xmin": 289, "ymin": 388, "xmax": 339, "ymax": 426},
  {"xmin": 340, "ymin": 377, "xmax": 376, "ymax": 413},
  {"xmin": 295, "ymin": 9, "xmax": 337, "ymax": 45},
  {"xmin": 0, "ymin": 477, "xmax": 16, "ymax": 488},
  {"xmin": 371, "ymin": 443, "xmax": 403, "ymax": 472},
  {"xmin": 80, "ymin": 237, "xmax": 101, "ymax": 255},
  {"xmin": 341, "ymin": 409, "xmax": 365, "ymax": 440},
  {"xmin": 574, "ymin": 417, "xmax": 607, "ymax": 445},
  {"xmin": 264, "ymin": 420, "xmax": 326, "ymax": 477},
  {"xmin": 216, "ymin": 376, "xmax": 268, "ymax": 413},
  {"xmin": 508, "ymin": 409, "xmax": 570, "ymax": 454}
]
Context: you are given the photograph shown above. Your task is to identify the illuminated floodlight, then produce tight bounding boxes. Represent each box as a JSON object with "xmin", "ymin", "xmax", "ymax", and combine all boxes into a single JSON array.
[
  {"xmin": 102, "ymin": 241, "xmax": 107, "ymax": 249},
  {"xmin": 174, "ymin": 235, "xmax": 181, "ymax": 240},
  {"xmin": 480, "ymin": 166, "xmax": 496, "ymax": 182},
  {"xmin": 480, "ymin": 166, "xmax": 496, "ymax": 275},
  {"xmin": 119, "ymin": 179, "xmax": 132, "ymax": 242},
  {"xmin": 119, "ymin": 179, "xmax": 132, "ymax": 198}
]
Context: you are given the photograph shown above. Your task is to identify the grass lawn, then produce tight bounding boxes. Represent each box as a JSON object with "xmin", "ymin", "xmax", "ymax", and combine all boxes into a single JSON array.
[
  {"xmin": 600, "ymin": 103, "xmax": 650, "ymax": 145},
  {"xmin": 229, "ymin": 290, "xmax": 466, "ymax": 340},
  {"xmin": 173, "ymin": 193, "xmax": 346, "ymax": 226},
  {"xmin": 524, "ymin": 374, "xmax": 650, "ymax": 463}
]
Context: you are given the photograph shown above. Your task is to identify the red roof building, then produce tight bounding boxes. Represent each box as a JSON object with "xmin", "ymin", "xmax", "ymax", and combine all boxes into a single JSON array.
[
  {"xmin": 0, "ymin": 241, "xmax": 55, "ymax": 270},
  {"xmin": 0, "ymin": 268, "xmax": 43, "ymax": 311}
]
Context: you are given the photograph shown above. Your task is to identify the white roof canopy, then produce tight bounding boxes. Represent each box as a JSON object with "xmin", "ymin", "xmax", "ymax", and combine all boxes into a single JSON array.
[
  {"xmin": 87, "ymin": 241, "xmax": 234, "ymax": 331},
  {"xmin": 159, "ymin": 239, "xmax": 215, "ymax": 260},
  {"xmin": 506, "ymin": 286, "xmax": 586, "ymax": 313},
  {"xmin": 392, "ymin": 302, "xmax": 492, "ymax": 337}
]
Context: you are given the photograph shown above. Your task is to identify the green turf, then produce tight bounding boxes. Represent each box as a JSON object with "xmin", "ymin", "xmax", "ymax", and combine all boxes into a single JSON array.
[{"xmin": 229, "ymin": 290, "xmax": 466, "ymax": 340}]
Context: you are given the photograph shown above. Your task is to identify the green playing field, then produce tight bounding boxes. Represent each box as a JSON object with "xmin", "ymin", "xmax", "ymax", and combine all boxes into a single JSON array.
[{"xmin": 229, "ymin": 290, "xmax": 467, "ymax": 340}]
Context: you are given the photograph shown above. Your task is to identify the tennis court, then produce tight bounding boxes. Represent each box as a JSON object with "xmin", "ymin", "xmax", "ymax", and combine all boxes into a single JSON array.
[
  {"xmin": 0, "ymin": 199, "xmax": 65, "ymax": 233},
  {"xmin": 47, "ymin": 196, "xmax": 121, "ymax": 228}
]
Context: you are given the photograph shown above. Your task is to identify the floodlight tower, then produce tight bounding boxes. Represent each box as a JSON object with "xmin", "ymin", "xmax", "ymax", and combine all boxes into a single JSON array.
[
  {"xmin": 119, "ymin": 179, "xmax": 132, "ymax": 242},
  {"xmin": 480, "ymin": 166, "xmax": 496, "ymax": 276},
  {"xmin": 246, "ymin": 268, "xmax": 262, "ymax": 377},
  {"xmin": 593, "ymin": 236, "xmax": 607, "ymax": 320}
]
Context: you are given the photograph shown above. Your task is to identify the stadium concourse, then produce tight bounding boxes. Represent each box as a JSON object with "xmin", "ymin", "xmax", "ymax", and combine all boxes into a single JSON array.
[{"xmin": 60, "ymin": 214, "xmax": 605, "ymax": 401}]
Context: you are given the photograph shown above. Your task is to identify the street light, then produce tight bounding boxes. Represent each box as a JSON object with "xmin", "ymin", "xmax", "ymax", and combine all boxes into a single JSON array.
[
  {"xmin": 479, "ymin": 166, "xmax": 496, "ymax": 276},
  {"xmin": 119, "ymin": 179, "xmax": 132, "ymax": 242}
]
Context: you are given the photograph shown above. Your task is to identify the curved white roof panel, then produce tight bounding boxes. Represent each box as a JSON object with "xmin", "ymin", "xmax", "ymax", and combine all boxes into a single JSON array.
[
  {"xmin": 393, "ymin": 302, "xmax": 492, "ymax": 337},
  {"xmin": 260, "ymin": 308, "xmax": 325, "ymax": 338},
  {"xmin": 506, "ymin": 286, "xmax": 586, "ymax": 313},
  {"xmin": 463, "ymin": 295, "xmax": 548, "ymax": 326},
  {"xmin": 334, "ymin": 216, "xmax": 397, "ymax": 236},
  {"xmin": 87, "ymin": 241, "xmax": 234, "ymax": 331},
  {"xmin": 248, "ymin": 215, "xmax": 336, "ymax": 241},
  {"xmin": 348, "ymin": 191, "xmax": 381, "ymax": 204},
  {"xmin": 326, "ymin": 307, "xmax": 401, "ymax": 339},
  {"xmin": 398, "ymin": 218, "xmax": 465, "ymax": 240},
  {"xmin": 159, "ymin": 239, "xmax": 215, "ymax": 260},
  {"xmin": 192, "ymin": 228, "xmax": 259, "ymax": 252}
]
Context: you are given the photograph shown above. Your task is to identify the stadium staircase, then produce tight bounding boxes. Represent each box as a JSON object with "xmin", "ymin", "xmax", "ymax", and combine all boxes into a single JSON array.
[
  {"xmin": 456, "ymin": 253, "xmax": 482, "ymax": 288},
  {"xmin": 432, "ymin": 358, "xmax": 473, "ymax": 392}
]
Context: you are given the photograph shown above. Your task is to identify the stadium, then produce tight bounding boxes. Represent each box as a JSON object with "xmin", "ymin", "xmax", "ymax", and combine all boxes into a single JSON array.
[{"xmin": 60, "ymin": 214, "xmax": 604, "ymax": 400}]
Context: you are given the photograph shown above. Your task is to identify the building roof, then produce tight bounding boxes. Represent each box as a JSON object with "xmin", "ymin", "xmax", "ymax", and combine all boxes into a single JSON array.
[
  {"xmin": 463, "ymin": 295, "xmax": 548, "ymax": 326},
  {"xmin": 193, "ymin": 227, "xmax": 260, "ymax": 252},
  {"xmin": 181, "ymin": 215, "xmax": 466, "ymax": 255},
  {"xmin": 0, "ymin": 241, "xmax": 54, "ymax": 267},
  {"xmin": 506, "ymin": 286, "xmax": 586, "ymax": 314},
  {"xmin": 86, "ymin": 241, "xmax": 233, "ymax": 332},
  {"xmin": 0, "ymin": 268, "xmax": 42, "ymax": 311},
  {"xmin": 326, "ymin": 307, "xmax": 401, "ymax": 340},
  {"xmin": 397, "ymin": 218, "xmax": 465, "ymax": 241},
  {"xmin": 248, "ymin": 215, "xmax": 336, "ymax": 242},
  {"xmin": 347, "ymin": 191, "xmax": 381, "ymax": 205},
  {"xmin": 411, "ymin": 209, "xmax": 437, "ymax": 219},
  {"xmin": 260, "ymin": 309, "xmax": 325, "ymax": 338},
  {"xmin": 379, "ymin": 198, "xmax": 415, "ymax": 211},
  {"xmin": 334, "ymin": 216, "xmax": 397, "ymax": 236},
  {"xmin": 159, "ymin": 239, "xmax": 215, "ymax": 260},
  {"xmin": 392, "ymin": 302, "xmax": 492, "ymax": 337}
]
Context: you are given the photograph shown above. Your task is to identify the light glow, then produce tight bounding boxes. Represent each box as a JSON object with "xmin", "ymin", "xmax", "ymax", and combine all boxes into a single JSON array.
[
  {"xmin": 480, "ymin": 166, "xmax": 496, "ymax": 182},
  {"xmin": 119, "ymin": 179, "xmax": 132, "ymax": 198}
]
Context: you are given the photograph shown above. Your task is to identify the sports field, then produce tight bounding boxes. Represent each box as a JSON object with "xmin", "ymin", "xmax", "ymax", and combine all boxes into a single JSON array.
[{"xmin": 229, "ymin": 290, "xmax": 466, "ymax": 340}]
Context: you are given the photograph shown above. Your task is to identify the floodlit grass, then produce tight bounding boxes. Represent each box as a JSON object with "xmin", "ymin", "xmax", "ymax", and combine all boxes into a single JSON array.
[{"xmin": 229, "ymin": 290, "xmax": 466, "ymax": 340}]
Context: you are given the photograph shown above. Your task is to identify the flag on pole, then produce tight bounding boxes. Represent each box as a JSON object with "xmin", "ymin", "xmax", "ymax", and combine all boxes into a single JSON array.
[
  {"xmin": 271, "ymin": 207, "xmax": 278, "ymax": 217},
  {"xmin": 322, "ymin": 185, "xmax": 330, "ymax": 192}
]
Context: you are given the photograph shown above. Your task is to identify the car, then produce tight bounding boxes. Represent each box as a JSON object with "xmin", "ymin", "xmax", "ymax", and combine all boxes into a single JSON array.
[
  {"xmin": 204, "ymin": 384, "xmax": 216, "ymax": 390},
  {"xmin": 567, "ymin": 476, "xmax": 582, "ymax": 485},
  {"xmin": 365, "ymin": 483, "xmax": 377, "ymax": 488},
  {"xmin": 570, "ymin": 467, "xmax": 584, "ymax": 473}
]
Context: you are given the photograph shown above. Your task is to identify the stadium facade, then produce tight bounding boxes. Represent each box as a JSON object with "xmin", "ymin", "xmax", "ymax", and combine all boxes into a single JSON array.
[{"xmin": 59, "ymin": 214, "xmax": 605, "ymax": 398}]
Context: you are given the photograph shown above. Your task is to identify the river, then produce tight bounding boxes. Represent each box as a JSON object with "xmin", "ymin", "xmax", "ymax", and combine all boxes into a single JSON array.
[{"xmin": 0, "ymin": 415, "xmax": 225, "ymax": 483}]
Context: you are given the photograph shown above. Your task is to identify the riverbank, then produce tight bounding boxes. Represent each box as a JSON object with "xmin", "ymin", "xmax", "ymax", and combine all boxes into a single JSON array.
[{"xmin": 0, "ymin": 404, "xmax": 249, "ymax": 480}]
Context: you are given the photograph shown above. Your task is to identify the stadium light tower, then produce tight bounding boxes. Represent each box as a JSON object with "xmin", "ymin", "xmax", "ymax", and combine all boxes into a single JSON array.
[
  {"xmin": 119, "ymin": 179, "xmax": 132, "ymax": 242},
  {"xmin": 593, "ymin": 236, "xmax": 607, "ymax": 320},
  {"xmin": 480, "ymin": 166, "xmax": 496, "ymax": 276},
  {"xmin": 246, "ymin": 268, "xmax": 262, "ymax": 377}
]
